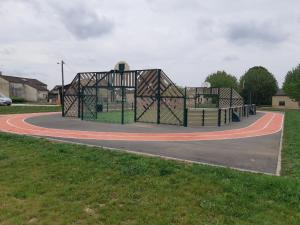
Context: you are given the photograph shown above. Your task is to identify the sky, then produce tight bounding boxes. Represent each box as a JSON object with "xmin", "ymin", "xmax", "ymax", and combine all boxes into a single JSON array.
[{"xmin": 0, "ymin": 0, "xmax": 300, "ymax": 89}]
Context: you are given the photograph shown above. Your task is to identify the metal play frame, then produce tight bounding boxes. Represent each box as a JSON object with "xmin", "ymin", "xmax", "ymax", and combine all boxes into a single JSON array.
[{"xmin": 63, "ymin": 69, "xmax": 255, "ymax": 127}]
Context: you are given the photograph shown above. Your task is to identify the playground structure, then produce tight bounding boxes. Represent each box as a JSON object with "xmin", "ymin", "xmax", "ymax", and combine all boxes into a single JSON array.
[{"xmin": 62, "ymin": 68, "xmax": 256, "ymax": 126}]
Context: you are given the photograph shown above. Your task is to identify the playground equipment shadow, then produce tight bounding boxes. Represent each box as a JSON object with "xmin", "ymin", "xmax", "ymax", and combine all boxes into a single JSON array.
[{"xmin": 24, "ymin": 112, "xmax": 282, "ymax": 175}]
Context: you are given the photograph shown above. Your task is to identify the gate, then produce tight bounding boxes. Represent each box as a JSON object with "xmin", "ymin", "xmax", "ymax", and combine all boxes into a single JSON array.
[
  {"xmin": 81, "ymin": 86, "xmax": 97, "ymax": 120},
  {"xmin": 135, "ymin": 69, "xmax": 185, "ymax": 125}
]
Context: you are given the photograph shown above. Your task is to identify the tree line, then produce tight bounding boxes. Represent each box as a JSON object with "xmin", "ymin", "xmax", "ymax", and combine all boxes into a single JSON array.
[{"xmin": 205, "ymin": 65, "xmax": 300, "ymax": 106}]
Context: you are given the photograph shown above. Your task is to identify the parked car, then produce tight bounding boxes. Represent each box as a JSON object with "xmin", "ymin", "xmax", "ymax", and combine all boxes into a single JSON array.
[{"xmin": 0, "ymin": 93, "xmax": 12, "ymax": 106}]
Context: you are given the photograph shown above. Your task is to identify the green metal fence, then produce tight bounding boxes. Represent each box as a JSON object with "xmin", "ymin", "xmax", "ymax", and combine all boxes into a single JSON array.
[{"xmin": 63, "ymin": 69, "xmax": 255, "ymax": 127}]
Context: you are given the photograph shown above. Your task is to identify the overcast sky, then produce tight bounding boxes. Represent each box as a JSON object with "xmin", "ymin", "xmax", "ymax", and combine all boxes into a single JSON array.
[{"xmin": 0, "ymin": 0, "xmax": 300, "ymax": 89}]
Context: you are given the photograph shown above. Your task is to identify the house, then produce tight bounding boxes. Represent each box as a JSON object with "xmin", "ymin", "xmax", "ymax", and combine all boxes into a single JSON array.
[
  {"xmin": 48, "ymin": 84, "xmax": 73, "ymax": 105},
  {"xmin": 272, "ymin": 89, "xmax": 300, "ymax": 109},
  {"xmin": 48, "ymin": 85, "xmax": 62, "ymax": 104},
  {"xmin": 0, "ymin": 73, "xmax": 49, "ymax": 102}
]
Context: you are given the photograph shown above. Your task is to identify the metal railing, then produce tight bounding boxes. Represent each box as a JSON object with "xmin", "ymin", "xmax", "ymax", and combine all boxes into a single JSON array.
[{"xmin": 186, "ymin": 104, "xmax": 256, "ymax": 127}]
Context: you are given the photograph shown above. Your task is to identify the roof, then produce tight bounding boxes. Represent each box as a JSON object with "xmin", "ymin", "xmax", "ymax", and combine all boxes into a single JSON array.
[
  {"xmin": 51, "ymin": 85, "xmax": 62, "ymax": 92},
  {"xmin": 0, "ymin": 74, "xmax": 48, "ymax": 91},
  {"xmin": 274, "ymin": 89, "xmax": 286, "ymax": 96}
]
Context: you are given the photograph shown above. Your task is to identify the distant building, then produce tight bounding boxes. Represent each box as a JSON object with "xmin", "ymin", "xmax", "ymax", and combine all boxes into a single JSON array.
[
  {"xmin": 48, "ymin": 84, "xmax": 72, "ymax": 105},
  {"xmin": 48, "ymin": 85, "xmax": 62, "ymax": 105},
  {"xmin": 272, "ymin": 89, "xmax": 300, "ymax": 109},
  {"xmin": 0, "ymin": 73, "xmax": 48, "ymax": 102}
]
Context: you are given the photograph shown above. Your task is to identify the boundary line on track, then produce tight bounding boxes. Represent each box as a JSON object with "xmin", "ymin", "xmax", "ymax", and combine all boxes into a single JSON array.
[{"xmin": 276, "ymin": 112, "xmax": 285, "ymax": 176}]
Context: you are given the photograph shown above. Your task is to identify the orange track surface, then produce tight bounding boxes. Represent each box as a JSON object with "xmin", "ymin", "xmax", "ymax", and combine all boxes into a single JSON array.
[{"xmin": 0, "ymin": 112, "xmax": 284, "ymax": 142}]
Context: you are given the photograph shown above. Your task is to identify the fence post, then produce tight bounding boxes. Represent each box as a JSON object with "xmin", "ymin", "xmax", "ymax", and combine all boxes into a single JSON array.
[
  {"xmin": 95, "ymin": 73, "xmax": 98, "ymax": 120},
  {"xmin": 77, "ymin": 74, "xmax": 81, "ymax": 118},
  {"xmin": 184, "ymin": 87, "xmax": 187, "ymax": 127},
  {"xmin": 224, "ymin": 109, "xmax": 227, "ymax": 124},
  {"xmin": 121, "ymin": 71, "xmax": 125, "ymax": 124},
  {"xmin": 157, "ymin": 69, "xmax": 161, "ymax": 124},
  {"xmin": 134, "ymin": 71, "xmax": 137, "ymax": 122},
  {"xmin": 184, "ymin": 108, "xmax": 188, "ymax": 127},
  {"xmin": 218, "ymin": 108, "xmax": 221, "ymax": 126},
  {"xmin": 81, "ymin": 87, "xmax": 84, "ymax": 120}
]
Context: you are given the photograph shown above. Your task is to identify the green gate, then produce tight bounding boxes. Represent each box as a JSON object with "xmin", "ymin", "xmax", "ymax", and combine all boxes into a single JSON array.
[{"xmin": 81, "ymin": 86, "xmax": 97, "ymax": 120}]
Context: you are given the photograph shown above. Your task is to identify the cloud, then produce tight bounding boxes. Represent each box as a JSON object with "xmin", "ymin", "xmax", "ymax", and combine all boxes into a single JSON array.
[
  {"xmin": 226, "ymin": 21, "xmax": 287, "ymax": 45},
  {"xmin": 0, "ymin": 0, "xmax": 41, "ymax": 11},
  {"xmin": 1, "ymin": 0, "xmax": 300, "ymax": 89},
  {"xmin": 52, "ymin": 4, "xmax": 114, "ymax": 40},
  {"xmin": 223, "ymin": 55, "xmax": 239, "ymax": 62},
  {"xmin": 0, "ymin": 47, "xmax": 14, "ymax": 55}
]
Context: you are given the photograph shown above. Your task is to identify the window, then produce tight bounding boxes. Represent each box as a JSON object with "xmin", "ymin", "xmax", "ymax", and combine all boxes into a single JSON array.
[{"xmin": 279, "ymin": 101, "xmax": 285, "ymax": 106}]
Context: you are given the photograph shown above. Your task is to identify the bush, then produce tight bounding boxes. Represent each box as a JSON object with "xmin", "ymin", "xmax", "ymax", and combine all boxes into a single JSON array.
[{"xmin": 12, "ymin": 97, "xmax": 25, "ymax": 103}]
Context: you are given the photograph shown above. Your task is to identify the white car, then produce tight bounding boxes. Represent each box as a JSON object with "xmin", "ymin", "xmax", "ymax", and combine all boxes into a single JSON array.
[{"xmin": 0, "ymin": 93, "xmax": 12, "ymax": 106}]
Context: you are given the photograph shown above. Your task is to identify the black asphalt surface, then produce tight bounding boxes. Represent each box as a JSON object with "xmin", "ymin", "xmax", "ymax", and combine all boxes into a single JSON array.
[
  {"xmin": 26, "ymin": 113, "xmax": 281, "ymax": 174},
  {"xmin": 27, "ymin": 112, "xmax": 264, "ymax": 133}
]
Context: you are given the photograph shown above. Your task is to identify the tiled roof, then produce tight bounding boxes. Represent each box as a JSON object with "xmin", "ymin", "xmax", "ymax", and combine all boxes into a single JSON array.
[{"xmin": 0, "ymin": 75, "xmax": 48, "ymax": 91}]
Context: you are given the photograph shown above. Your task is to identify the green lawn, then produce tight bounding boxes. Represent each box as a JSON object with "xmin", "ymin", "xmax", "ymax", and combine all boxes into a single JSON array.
[
  {"xmin": 0, "ymin": 105, "xmax": 61, "ymax": 114},
  {"xmin": 0, "ymin": 108, "xmax": 300, "ymax": 224},
  {"xmin": 96, "ymin": 110, "xmax": 134, "ymax": 124},
  {"xmin": 282, "ymin": 110, "xmax": 300, "ymax": 177}
]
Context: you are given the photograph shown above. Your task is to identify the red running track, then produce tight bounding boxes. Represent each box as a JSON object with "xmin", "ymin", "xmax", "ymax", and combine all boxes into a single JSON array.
[{"xmin": 0, "ymin": 112, "xmax": 284, "ymax": 142}]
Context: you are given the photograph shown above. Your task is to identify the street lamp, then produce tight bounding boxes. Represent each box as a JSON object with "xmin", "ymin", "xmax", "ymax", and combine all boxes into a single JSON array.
[{"xmin": 57, "ymin": 60, "xmax": 65, "ymax": 116}]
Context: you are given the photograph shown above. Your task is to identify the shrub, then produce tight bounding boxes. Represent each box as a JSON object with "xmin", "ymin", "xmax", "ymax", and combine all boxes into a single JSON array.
[{"xmin": 12, "ymin": 97, "xmax": 25, "ymax": 103}]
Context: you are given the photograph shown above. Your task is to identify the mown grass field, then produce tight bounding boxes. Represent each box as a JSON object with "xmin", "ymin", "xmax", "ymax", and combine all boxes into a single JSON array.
[
  {"xmin": 0, "ymin": 105, "xmax": 61, "ymax": 114},
  {"xmin": 281, "ymin": 110, "xmax": 300, "ymax": 177},
  {"xmin": 96, "ymin": 110, "xmax": 134, "ymax": 124},
  {"xmin": 0, "ymin": 107, "xmax": 300, "ymax": 224}
]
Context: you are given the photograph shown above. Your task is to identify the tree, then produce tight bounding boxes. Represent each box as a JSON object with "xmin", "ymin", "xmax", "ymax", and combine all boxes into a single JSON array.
[
  {"xmin": 205, "ymin": 71, "xmax": 238, "ymax": 90},
  {"xmin": 283, "ymin": 64, "xmax": 300, "ymax": 102},
  {"xmin": 239, "ymin": 66, "xmax": 278, "ymax": 105}
]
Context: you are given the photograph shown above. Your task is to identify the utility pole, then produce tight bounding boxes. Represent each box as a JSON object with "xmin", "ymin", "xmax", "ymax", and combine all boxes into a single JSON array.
[{"xmin": 57, "ymin": 60, "xmax": 65, "ymax": 116}]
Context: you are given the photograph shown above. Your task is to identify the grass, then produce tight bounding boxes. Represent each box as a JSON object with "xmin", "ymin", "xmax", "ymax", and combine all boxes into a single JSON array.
[
  {"xmin": 1, "ymin": 132, "xmax": 300, "ymax": 225},
  {"xmin": 282, "ymin": 110, "xmax": 300, "ymax": 177},
  {"xmin": 95, "ymin": 110, "xmax": 134, "ymax": 124},
  {"xmin": 0, "ymin": 107, "xmax": 300, "ymax": 224},
  {"xmin": 0, "ymin": 105, "xmax": 61, "ymax": 114}
]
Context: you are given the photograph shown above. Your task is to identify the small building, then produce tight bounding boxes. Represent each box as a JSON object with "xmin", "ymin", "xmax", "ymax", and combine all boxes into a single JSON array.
[
  {"xmin": 48, "ymin": 85, "xmax": 62, "ymax": 105},
  {"xmin": 0, "ymin": 73, "xmax": 49, "ymax": 102},
  {"xmin": 272, "ymin": 89, "xmax": 300, "ymax": 109},
  {"xmin": 48, "ymin": 84, "xmax": 73, "ymax": 105}
]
